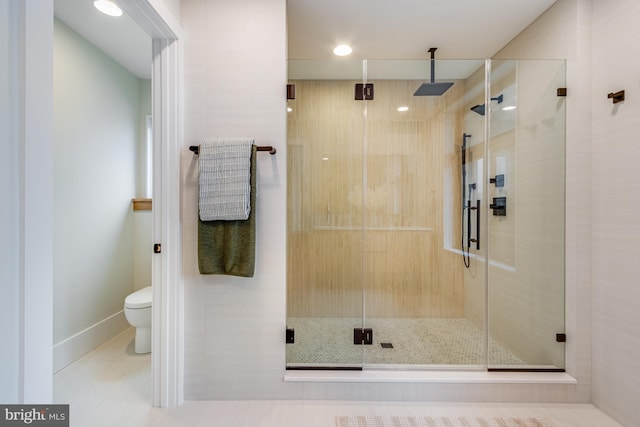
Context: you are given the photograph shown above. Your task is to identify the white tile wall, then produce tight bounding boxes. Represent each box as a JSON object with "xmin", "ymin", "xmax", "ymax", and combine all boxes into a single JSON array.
[
  {"xmin": 180, "ymin": 0, "xmax": 611, "ymax": 405},
  {"xmin": 495, "ymin": 0, "xmax": 593, "ymax": 402},
  {"xmin": 181, "ymin": 0, "xmax": 295, "ymax": 400},
  {"xmin": 591, "ymin": 0, "xmax": 640, "ymax": 425}
]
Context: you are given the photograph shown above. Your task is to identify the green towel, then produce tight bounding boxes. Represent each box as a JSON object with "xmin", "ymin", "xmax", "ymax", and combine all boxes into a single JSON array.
[{"xmin": 198, "ymin": 146, "xmax": 256, "ymax": 277}]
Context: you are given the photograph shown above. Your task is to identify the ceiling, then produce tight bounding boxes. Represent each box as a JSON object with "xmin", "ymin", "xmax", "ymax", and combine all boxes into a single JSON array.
[
  {"xmin": 287, "ymin": 0, "xmax": 557, "ymax": 60},
  {"xmin": 54, "ymin": 0, "xmax": 152, "ymax": 79},
  {"xmin": 54, "ymin": 0, "xmax": 557, "ymax": 80}
]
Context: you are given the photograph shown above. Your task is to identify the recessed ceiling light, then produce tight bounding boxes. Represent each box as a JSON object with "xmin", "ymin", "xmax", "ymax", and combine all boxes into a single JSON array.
[
  {"xmin": 397, "ymin": 106, "xmax": 409, "ymax": 112},
  {"xmin": 333, "ymin": 44, "xmax": 352, "ymax": 56},
  {"xmin": 502, "ymin": 105, "xmax": 517, "ymax": 111},
  {"xmin": 94, "ymin": 0, "xmax": 123, "ymax": 17}
]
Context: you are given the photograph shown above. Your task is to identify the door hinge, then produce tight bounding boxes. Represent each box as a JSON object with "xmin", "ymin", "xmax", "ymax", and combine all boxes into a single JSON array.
[
  {"xmin": 287, "ymin": 84, "xmax": 295, "ymax": 100},
  {"xmin": 354, "ymin": 328, "xmax": 373, "ymax": 345},
  {"xmin": 286, "ymin": 328, "xmax": 295, "ymax": 344},
  {"xmin": 355, "ymin": 83, "xmax": 374, "ymax": 100},
  {"xmin": 154, "ymin": 243, "xmax": 162, "ymax": 254}
]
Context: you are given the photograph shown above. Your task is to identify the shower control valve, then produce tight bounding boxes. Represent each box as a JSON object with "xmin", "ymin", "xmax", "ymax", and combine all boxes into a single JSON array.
[{"xmin": 489, "ymin": 197, "xmax": 507, "ymax": 216}]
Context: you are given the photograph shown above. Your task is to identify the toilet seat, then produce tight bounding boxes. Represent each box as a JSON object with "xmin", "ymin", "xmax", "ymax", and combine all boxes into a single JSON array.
[{"xmin": 125, "ymin": 286, "xmax": 152, "ymax": 309}]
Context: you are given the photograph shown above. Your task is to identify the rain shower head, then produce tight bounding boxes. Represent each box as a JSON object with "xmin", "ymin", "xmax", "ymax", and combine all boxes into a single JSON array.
[
  {"xmin": 413, "ymin": 47, "xmax": 454, "ymax": 96},
  {"xmin": 414, "ymin": 81, "xmax": 454, "ymax": 96}
]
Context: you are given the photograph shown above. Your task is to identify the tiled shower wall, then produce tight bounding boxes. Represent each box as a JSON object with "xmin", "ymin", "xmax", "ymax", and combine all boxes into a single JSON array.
[
  {"xmin": 286, "ymin": 79, "xmax": 466, "ymax": 320},
  {"xmin": 494, "ymin": 0, "xmax": 593, "ymax": 402}
]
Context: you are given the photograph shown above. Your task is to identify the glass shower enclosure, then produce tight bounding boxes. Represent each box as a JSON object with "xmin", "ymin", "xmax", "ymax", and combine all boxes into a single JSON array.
[{"xmin": 286, "ymin": 57, "xmax": 566, "ymax": 371}]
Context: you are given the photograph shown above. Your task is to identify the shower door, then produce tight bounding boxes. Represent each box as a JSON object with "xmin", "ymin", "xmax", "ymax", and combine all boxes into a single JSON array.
[
  {"xmin": 359, "ymin": 59, "xmax": 488, "ymax": 368},
  {"xmin": 285, "ymin": 58, "xmax": 566, "ymax": 371},
  {"xmin": 286, "ymin": 60, "xmax": 366, "ymax": 368}
]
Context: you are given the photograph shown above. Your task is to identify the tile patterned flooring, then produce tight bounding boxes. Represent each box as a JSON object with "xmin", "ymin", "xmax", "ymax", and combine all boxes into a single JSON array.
[
  {"xmin": 286, "ymin": 317, "xmax": 524, "ymax": 367},
  {"xmin": 53, "ymin": 328, "xmax": 622, "ymax": 427}
]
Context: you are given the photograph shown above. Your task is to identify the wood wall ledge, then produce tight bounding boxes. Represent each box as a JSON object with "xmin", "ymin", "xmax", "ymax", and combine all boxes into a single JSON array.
[{"xmin": 132, "ymin": 198, "xmax": 152, "ymax": 211}]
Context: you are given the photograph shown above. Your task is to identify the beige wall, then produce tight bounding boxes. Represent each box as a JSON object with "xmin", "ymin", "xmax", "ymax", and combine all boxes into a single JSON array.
[
  {"xmin": 461, "ymin": 65, "xmax": 486, "ymax": 329},
  {"xmin": 287, "ymin": 79, "xmax": 465, "ymax": 319}
]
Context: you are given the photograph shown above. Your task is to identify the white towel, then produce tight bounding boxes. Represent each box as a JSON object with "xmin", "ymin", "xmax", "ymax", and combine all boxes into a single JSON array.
[{"xmin": 198, "ymin": 137, "xmax": 254, "ymax": 221}]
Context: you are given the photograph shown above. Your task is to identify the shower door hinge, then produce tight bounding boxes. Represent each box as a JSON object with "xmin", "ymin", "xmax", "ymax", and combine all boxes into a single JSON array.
[
  {"xmin": 354, "ymin": 328, "xmax": 373, "ymax": 345},
  {"xmin": 153, "ymin": 243, "xmax": 162, "ymax": 254},
  {"xmin": 287, "ymin": 84, "xmax": 295, "ymax": 100},
  {"xmin": 355, "ymin": 83, "xmax": 374, "ymax": 100}
]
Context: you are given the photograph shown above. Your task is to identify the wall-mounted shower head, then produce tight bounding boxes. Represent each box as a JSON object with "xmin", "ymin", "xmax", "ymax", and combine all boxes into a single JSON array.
[
  {"xmin": 469, "ymin": 94, "xmax": 504, "ymax": 116},
  {"xmin": 414, "ymin": 47, "xmax": 454, "ymax": 96},
  {"xmin": 470, "ymin": 104, "xmax": 486, "ymax": 115}
]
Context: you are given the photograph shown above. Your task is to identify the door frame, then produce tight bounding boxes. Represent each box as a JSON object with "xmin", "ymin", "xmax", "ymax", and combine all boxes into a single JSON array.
[{"xmin": 118, "ymin": 0, "xmax": 184, "ymax": 408}]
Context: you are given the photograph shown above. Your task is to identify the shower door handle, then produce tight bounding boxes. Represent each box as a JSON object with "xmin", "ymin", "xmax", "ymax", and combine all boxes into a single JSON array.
[
  {"xmin": 469, "ymin": 200, "xmax": 480, "ymax": 250},
  {"xmin": 466, "ymin": 200, "xmax": 472, "ymax": 249}
]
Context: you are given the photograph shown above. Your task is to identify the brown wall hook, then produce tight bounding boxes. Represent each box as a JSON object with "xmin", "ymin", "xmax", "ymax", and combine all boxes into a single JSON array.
[{"xmin": 607, "ymin": 90, "xmax": 625, "ymax": 104}]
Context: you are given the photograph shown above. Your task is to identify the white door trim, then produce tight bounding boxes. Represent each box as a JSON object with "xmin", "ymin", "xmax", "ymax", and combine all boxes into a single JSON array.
[
  {"xmin": 120, "ymin": 0, "xmax": 184, "ymax": 408},
  {"xmin": 150, "ymin": 37, "xmax": 184, "ymax": 408},
  {"xmin": 14, "ymin": 0, "xmax": 55, "ymax": 404}
]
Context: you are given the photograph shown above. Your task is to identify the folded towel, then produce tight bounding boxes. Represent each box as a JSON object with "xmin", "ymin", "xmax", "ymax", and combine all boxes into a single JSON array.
[
  {"xmin": 199, "ymin": 137, "xmax": 254, "ymax": 221},
  {"xmin": 198, "ymin": 145, "xmax": 257, "ymax": 277}
]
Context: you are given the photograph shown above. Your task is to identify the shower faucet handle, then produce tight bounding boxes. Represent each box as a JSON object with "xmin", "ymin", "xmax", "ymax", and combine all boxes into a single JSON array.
[
  {"xmin": 489, "ymin": 197, "xmax": 507, "ymax": 216},
  {"xmin": 489, "ymin": 174, "xmax": 504, "ymax": 187}
]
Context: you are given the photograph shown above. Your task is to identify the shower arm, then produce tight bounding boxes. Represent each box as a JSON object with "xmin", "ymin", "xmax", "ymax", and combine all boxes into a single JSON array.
[{"xmin": 428, "ymin": 47, "xmax": 437, "ymax": 84}]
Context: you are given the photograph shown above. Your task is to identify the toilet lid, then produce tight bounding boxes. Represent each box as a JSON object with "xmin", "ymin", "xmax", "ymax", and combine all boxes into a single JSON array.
[{"xmin": 125, "ymin": 286, "xmax": 152, "ymax": 309}]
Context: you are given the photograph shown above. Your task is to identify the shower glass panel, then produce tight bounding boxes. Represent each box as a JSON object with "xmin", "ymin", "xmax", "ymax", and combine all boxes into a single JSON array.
[
  {"xmin": 286, "ymin": 59, "xmax": 365, "ymax": 368},
  {"xmin": 486, "ymin": 60, "xmax": 566, "ymax": 370},
  {"xmin": 286, "ymin": 58, "xmax": 566, "ymax": 372},
  {"xmin": 360, "ymin": 59, "xmax": 488, "ymax": 368}
]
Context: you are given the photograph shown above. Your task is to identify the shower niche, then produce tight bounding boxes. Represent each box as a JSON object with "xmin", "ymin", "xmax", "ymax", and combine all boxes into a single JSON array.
[{"xmin": 286, "ymin": 58, "xmax": 566, "ymax": 371}]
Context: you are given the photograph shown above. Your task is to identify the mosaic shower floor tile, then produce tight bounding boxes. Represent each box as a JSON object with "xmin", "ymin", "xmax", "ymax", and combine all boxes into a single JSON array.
[{"xmin": 286, "ymin": 317, "xmax": 524, "ymax": 366}]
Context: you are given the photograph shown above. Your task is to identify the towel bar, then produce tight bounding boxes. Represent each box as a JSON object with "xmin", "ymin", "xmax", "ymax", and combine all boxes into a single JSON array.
[{"xmin": 189, "ymin": 145, "xmax": 276, "ymax": 155}]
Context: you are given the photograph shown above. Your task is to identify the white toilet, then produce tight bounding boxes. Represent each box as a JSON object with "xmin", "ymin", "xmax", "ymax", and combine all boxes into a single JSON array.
[{"xmin": 124, "ymin": 286, "xmax": 152, "ymax": 354}]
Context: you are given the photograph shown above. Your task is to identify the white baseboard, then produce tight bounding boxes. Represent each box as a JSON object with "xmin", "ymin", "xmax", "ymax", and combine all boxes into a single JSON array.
[{"xmin": 53, "ymin": 311, "xmax": 129, "ymax": 373}]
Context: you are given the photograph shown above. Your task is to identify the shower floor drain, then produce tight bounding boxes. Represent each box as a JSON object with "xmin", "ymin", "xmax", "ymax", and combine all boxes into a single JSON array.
[{"xmin": 380, "ymin": 343, "xmax": 394, "ymax": 349}]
